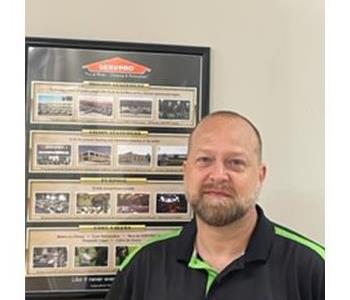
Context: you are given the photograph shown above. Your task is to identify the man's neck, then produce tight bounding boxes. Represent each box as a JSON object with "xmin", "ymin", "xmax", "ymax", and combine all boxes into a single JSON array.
[{"xmin": 195, "ymin": 206, "xmax": 258, "ymax": 272}]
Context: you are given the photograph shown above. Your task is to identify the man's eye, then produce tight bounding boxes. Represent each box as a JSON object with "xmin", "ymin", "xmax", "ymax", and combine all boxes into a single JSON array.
[
  {"xmin": 227, "ymin": 159, "xmax": 246, "ymax": 170},
  {"xmin": 196, "ymin": 157, "xmax": 212, "ymax": 165},
  {"xmin": 198, "ymin": 157, "xmax": 210, "ymax": 161}
]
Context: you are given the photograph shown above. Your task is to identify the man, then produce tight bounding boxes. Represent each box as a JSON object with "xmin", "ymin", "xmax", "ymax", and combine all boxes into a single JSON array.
[{"xmin": 105, "ymin": 111, "xmax": 324, "ymax": 300}]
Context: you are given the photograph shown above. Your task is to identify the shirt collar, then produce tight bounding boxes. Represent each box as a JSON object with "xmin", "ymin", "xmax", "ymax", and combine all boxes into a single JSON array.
[
  {"xmin": 174, "ymin": 205, "xmax": 274, "ymax": 265},
  {"xmin": 175, "ymin": 218, "xmax": 197, "ymax": 263},
  {"xmin": 242, "ymin": 205, "xmax": 274, "ymax": 263}
]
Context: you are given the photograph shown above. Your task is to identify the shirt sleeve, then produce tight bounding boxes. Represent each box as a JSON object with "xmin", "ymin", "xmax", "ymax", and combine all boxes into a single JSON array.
[
  {"xmin": 311, "ymin": 255, "xmax": 325, "ymax": 300},
  {"xmin": 105, "ymin": 269, "xmax": 132, "ymax": 300}
]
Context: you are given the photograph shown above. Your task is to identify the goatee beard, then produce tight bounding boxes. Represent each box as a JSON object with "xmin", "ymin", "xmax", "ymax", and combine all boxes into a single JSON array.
[
  {"xmin": 193, "ymin": 197, "xmax": 247, "ymax": 227},
  {"xmin": 190, "ymin": 186, "xmax": 259, "ymax": 227}
]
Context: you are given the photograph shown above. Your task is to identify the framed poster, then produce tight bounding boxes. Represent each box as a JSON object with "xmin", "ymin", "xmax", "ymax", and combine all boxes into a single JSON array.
[{"xmin": 25, "ymin": 37, "xmax": 209, "ymax": 298}]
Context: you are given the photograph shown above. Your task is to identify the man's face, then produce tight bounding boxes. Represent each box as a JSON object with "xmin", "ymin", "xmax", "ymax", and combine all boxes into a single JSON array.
[{"xmin": 183, "ymin": 116, "xmax": 266, "ymax": 227}]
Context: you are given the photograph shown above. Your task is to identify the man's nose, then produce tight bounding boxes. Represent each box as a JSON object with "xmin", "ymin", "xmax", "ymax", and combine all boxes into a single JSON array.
[{"xmin": 208, "ymin": 161, "xmax": 229, "ymax": 182}]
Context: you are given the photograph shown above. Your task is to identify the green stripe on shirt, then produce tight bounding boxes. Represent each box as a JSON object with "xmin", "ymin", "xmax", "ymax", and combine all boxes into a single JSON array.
[
  {"xmin": 119, "ymin": 228, "xmax": 183, "ymax": 271},
  {"xmin": 274, "ymin": 225, "xmax": 325, "ymax": 260},
  {"xmin": 188, "ymin": 254, "xmax": 219, "ymax": 296}
]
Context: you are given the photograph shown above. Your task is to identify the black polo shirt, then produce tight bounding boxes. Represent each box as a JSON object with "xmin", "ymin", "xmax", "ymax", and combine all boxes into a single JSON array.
[{"xmin": 105, "ymin": 206, "xmax": 324, "ymax": 300}]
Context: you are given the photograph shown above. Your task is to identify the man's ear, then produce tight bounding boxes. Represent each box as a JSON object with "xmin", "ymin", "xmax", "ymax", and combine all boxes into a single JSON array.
[
  {"xmin": 183, "ymin": 160, "xmax": 187, "ymax": 173},
  {"xmin": 259, "ymin": 163, "xmax": 267, "ymax": 184}
]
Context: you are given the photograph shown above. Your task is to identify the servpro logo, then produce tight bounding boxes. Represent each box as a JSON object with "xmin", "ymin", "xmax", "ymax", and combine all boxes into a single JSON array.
[{"xmin": 83, "ymin": 57, "xmax": 151, "ymax": 75}]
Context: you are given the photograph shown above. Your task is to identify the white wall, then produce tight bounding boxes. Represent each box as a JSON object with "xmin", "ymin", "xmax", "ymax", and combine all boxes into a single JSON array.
[{"xmin": 26, "ymin": 0, "xmax": 324, "ymax": 243}]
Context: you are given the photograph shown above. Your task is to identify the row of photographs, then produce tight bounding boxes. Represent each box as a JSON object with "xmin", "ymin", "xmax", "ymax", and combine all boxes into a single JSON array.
[
  {"xmin": 30, "ymin": 81, "xmax": 197, "ymax": 128},
  {"xmin": 28, "ymin": 179, "xmax": 191, "ymax": 222},
  {"xmin": 26, "ymin": 227, "xmax": 179, "ymax": 276},
  {"xmin": 29, "ymin": 131, "xmax": 188, "ymax": 174}
]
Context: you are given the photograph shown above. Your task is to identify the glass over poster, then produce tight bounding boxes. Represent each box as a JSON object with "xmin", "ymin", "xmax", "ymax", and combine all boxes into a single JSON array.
[{"xmin": 25, "ymin": 37, "xmax": 209, "ymax": 298}]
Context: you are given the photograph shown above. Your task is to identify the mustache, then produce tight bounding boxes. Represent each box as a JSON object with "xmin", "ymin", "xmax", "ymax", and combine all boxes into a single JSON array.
[{"xmin": 200, "ymin": 183, "xmax": 236, "ymax": 196}]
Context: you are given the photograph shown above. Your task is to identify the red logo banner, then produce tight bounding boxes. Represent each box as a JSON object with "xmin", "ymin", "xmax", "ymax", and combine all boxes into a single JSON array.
[{"xmin": 83, "ymin": 57, "xmax": 151, "ymax": 75}]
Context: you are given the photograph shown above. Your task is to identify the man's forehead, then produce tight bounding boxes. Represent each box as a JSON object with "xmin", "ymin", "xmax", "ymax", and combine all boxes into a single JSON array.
[
  {"xmin": 192, "ymin": 144, "xmax": 249, "ymax": 157},
  {"xmin": 189, "ymin": 115, "xmax": 261, "ymax": 157},
  {"xmin": 193, "ymin": 116, "xmax": 256, "ymax": 140}
]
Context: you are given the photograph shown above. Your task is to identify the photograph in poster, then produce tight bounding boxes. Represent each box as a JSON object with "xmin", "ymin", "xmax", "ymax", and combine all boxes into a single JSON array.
[
  {"xmin": 37, "ymin": 93, "xmax": 73, "ymax": 117},
  {"xmin": 32, "ymin": 247, "xmax": 68, "ymax": 269},
  {"xmin": 115, "ymin": 246, "xmax": 138, "ymax": 266},
  {"xmin": 116, "ymin": 193, "xmax": 150, "ymax": 214},
  {"xmin": 35, "ymin": 192, "xmax": 70, "ymax": 215},
  {"xmin": 78, "ymin": 145, "xmax": 112, "ymax": 166},
  {"xmin": 78, "ymin": 94, "xmax": 114, "ymax": 119},
  {"xmin": 36, "ymin": 144, "xmax": 72, "ymax": 166},
  {"xmin": 158, "ymin": 99, "xmax": 191, "ymax": 120},
  {"xmin": 156, "ymin": 193, "xmax": 188, "ymax": 214},
  {"xmin": 156, "ymin": 145, "xmax": 187, "ymax": 167},
  {"xmin": 117, "ymin": 144, "xmax": 152, "ymax": 167},
  {"xmin": 119, "ymin": 98, "xmax": 152, "ymax": 119},
  {"xmin": 74, "ymin": 246, "xmax": 108, "ymax": 267},
  {"xmin": 76, "ymin": 193, "xmax": 111, "ymax": 215}
]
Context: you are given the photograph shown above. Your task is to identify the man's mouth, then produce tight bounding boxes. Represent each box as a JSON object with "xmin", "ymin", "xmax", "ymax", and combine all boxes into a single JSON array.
[{"xmin": 203, "ymin": 189, "xmax": 231, "ymax": 197}]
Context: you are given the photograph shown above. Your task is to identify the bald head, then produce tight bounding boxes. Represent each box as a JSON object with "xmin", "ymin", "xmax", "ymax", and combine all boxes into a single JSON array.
[{"xmin": 188, "ymin": 111, "xmax": 263, "ymax": 162}]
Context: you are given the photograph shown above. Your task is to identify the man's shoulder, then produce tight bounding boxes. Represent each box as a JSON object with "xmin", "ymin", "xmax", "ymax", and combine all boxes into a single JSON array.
[
  {"xmin": 119, "ymin": 228, "xmax": 183, "ymax": 271},
  {"xmin": 265, "ymin": 222, "xmax": 325, "ymax": 299},
  {"xmin": 271, "ymin": 222, "xmax": 325, "ymax": 262}
]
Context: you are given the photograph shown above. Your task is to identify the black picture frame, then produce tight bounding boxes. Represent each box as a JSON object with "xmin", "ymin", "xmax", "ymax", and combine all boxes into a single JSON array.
[{"xmin": 25, "ymin": 37, "xmax": 210, "ymax": 299}]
